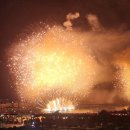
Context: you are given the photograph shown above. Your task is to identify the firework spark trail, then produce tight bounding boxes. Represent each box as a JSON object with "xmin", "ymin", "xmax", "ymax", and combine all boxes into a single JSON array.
[
  {"xmin": 113, "ymin": 46, "xmax": 130, "ymax": 101},
  {"xmin": 36, "ymin": 89, "xmax": 79, "ymax": 112},
  {"xmin": 8, "ymin": 25, "xmax": 101, "ymax": 109}
]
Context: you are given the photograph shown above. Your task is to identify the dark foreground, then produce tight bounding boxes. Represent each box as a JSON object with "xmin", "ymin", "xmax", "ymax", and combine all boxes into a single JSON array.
[{"xmin": 0, "ymin": 110, "xmax": 130, "ymax": 130}]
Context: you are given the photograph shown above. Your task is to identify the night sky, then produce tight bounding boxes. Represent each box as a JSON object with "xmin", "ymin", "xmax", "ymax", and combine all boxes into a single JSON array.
[{"xmin": 0, "ymin": 0, "xmax": 130, "ymax": 100}]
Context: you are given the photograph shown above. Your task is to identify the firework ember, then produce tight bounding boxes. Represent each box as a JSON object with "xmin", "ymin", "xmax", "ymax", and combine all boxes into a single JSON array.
[{"xmin": 116, "ymin": 63, "xmax": 130, "ymax": 101}]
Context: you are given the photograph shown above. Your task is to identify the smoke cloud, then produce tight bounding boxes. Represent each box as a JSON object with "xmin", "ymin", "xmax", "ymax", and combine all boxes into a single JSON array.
[
  {"xmin": 63, "ymin": 13, "xmax": 130, "ymax": 105},
  {"xmin": 86, "ymin": 14, "xmax": 104, "ymax": 31},
  {"xmin": 85, "ymin": 18, "xmax": 130, "ymax": 105},
  {"xmin": 63, "ymin": 12, "xmax": 80, "ymax": 30}
]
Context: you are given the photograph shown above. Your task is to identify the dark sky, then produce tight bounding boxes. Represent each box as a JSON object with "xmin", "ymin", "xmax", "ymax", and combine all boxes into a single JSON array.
[{"xmin": 0, "ymin": 0, "xmax": 130, "ymax": 100}]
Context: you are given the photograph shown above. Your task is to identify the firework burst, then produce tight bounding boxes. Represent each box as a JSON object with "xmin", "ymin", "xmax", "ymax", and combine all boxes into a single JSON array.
[{"xmin": 8, "ymin": 25, "xmax": 99, "ymax": 109}]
